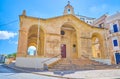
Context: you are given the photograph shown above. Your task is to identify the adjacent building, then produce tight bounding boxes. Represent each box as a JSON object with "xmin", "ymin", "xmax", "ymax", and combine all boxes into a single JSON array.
[
  {"xmin": 76, "ymin": 14, "xmax": 95, "ymax": 25},
  {"xmin": 0, "ymin": 55, "xmax": 6, "ymax": 63},
  {"xmin": 93, "ymin": 12, "xmax": 120, "ymax": 64}
]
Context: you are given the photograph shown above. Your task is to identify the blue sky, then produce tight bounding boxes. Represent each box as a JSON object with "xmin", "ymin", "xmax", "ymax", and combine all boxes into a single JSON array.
[{"xmin": 0, "ymin": 0, "xmax": 120, "ymax": 55}]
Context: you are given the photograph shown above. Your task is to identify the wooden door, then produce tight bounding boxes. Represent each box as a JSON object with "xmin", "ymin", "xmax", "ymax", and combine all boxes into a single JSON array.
[{"xmin": 61, "ymin": 44, "xmax": 66, "ymax": 58}]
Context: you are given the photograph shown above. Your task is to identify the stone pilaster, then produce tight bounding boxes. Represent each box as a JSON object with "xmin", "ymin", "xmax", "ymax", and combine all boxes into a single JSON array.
[
  {"xmin": 108, "ymin": 37, "xmax": 116, "ymax": 64},
  {"xmin": 77, "ymin": 31, "xmax": 82, "ymax": 58},
  {"xmin": 17, "ymin": 30, "xmax": 28, "ymax": 57}
]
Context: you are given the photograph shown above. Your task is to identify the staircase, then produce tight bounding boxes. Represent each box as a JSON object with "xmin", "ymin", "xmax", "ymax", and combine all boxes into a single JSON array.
[
  {"xmin": 49, "ymin": 57, "xmax": 113, "ymax": 71},
  {"xmin": 91, "ymin": 58, "xmax": 111, "ymax": 65}
]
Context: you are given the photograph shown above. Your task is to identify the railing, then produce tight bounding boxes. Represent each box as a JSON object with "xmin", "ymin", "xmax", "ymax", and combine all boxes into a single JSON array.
[{"xmin": 41, "ymin": 54, "xmax": 61, "ymax": 64}]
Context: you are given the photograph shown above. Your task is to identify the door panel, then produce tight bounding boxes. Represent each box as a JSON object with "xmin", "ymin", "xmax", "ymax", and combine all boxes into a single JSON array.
[
  {"xmin": 61, "ymin": 44, "xmax": 66, "ymax": 58},
  {"xmin": 115, "ymin": 53, "xmax": 120, "ymax": 64}
]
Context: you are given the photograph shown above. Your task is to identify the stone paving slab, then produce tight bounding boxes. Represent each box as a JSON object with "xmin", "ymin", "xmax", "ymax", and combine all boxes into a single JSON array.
[
  {"xmin": 5, "ymin": 63, "xmax": 120, "ymax": 79},
  {"xmin": 63, "ymin": 69, "xmax": 120, "ymax": 79}
]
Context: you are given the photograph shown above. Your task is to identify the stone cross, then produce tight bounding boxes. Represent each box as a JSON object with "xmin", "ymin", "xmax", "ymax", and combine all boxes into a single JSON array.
[{"xmin": 68, "ymin": 1, "xmax": 70, "ymax": 4}]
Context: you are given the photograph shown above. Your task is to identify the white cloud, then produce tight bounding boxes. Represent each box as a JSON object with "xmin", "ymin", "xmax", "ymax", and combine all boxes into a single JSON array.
[{"xmin": 0, "ymin": 31, "xmax": 17, "ymax": 40}]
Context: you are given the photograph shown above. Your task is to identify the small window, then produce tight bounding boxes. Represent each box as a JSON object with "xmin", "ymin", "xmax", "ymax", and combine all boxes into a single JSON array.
[
  {"xmin": 99, "ymin": 23, "xmax": 104, "ymax": 28},
  {"xmin": 80, "ymin": 18, "xmax": 84, "ymax": 21},
  {"xmin": 68, "ymin": 9, "xmax": 70, "ymax": 14},
  {"xmin": 113, "ymin": 24, "xmax": 118, "ymax": 32},
  {"xmin": 68, "ymin": 9, "xmax": 70, "ymax": 12},
  {"xmin": 113, "ymin": 40, "xmax": 118, "ymax": 46}
]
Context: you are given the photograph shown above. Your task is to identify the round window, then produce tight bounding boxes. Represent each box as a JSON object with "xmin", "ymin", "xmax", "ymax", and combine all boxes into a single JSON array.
[{"xmin": 73, "ymin": 44, "xmax": 76, "ymax": 47}]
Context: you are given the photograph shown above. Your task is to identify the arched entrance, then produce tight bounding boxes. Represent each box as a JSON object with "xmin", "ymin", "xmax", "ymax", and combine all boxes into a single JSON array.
[
  {"xmin": 27, "ymin": 25, "xmax": 44, "ymax": 56},
  {"xmin": 27, "ymin": 46, "xmax": 36, "ymax": 56},
  {"xmin": 61, "ymin": 23, "xmax": 78, "ymax": 58},
  {"xmin": 92, "ymin": 33, "xmax": 104, "ymax": 58}
]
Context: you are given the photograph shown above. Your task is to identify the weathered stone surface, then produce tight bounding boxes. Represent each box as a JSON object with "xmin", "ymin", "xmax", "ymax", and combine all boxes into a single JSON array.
[{"xmin": 17, "ymin": 14, "xmax": 107, "ymax": 59}]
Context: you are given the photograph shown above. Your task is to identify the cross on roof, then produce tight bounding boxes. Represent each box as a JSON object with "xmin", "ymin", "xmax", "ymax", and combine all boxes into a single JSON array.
[{"xmin": 68, "ymin": 1, "xmax": 70, "ymax": 4}]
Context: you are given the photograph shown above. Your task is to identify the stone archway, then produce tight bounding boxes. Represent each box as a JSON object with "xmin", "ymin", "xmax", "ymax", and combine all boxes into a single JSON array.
[
  {"xmin": 27, "ymin": 46, "xmax": 36, "ymax": 56},
  {"xmin": 61, "ymin": 23, "xmax": 78, "ymax": 58},
  {"xmin": 91, "ymin": 33, "xmax": 105, "ymax": 58},
  {"xmin": 27, "ymin": 25, "xmax": 45, "ymax": 56}
]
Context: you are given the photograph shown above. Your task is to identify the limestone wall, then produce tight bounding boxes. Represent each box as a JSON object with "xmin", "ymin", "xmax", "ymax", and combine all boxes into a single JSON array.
[{"xmin": 17, "ymin": 14, "xmax": 108, "ymax": 59}]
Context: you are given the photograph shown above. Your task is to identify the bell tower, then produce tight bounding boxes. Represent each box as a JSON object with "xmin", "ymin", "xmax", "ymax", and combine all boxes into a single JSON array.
[{"xmin": 63, "ymin": 1, "xmax": 75, "ymax": 15}]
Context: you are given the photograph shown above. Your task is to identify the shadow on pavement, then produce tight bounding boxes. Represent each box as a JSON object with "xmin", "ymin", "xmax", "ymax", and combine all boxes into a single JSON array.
[
  {"xmin": 0, "ymin": 63, "xmax": 45, "ymax": 73},
  {"xmin": 53, "ymin": 70, "xmax": 75, "ymax": 76}
]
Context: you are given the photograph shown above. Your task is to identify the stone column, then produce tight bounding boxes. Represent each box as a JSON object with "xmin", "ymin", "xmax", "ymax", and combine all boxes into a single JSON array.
[
  {"xmin": 17, "ymin": 30, "xmax": 28, "ymax": 57},
  {"xmin": 102, "ymin": 30, "xmax": 110, "ymax": 59},
  {"xmin": 101, "ymin": 40, "xmax": 107, "ymax": 59},
  {"xmin": 77, "ymin": 31, "xmax": 81, "ymax": 58}
]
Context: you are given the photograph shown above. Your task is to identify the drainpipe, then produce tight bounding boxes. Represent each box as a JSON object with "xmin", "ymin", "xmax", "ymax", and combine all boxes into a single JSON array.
[{"xmin": 35, "ymin": 18, "xmax": 40, "ymax": 69}]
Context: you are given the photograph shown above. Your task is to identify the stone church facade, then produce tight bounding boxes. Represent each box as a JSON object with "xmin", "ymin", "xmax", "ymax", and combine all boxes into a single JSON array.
[{"xmin": 16, "ymin": 2, "xmax": 109, "ymax": 68}]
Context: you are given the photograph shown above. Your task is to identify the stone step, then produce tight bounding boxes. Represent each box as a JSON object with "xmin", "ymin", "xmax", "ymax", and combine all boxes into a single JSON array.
[{"xmin": 49, "ymin": 58, "xmax": 111, "ymax": 71}]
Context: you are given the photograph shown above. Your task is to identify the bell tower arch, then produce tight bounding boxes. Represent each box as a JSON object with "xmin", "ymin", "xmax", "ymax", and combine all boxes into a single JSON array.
[{"xmin": 63, "ymin": 1, "xmax": 75, "ymax": 15}]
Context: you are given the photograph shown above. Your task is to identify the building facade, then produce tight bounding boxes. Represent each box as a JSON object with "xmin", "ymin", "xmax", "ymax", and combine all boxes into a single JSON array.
[
  {"xmin": 106, "ymin": 12, "xmax": 120, "ymax": 64},
  {"xmin": 93, "ymin": 12, "xmax": 120, "ymax": 64},
  {"xmin": 0, "ymin": 55, "xmax": 6, "ymax": 63},
  {"xmin": 16, "ymin": 2, "xmax": 108, "ymax": 68},
  {"xmin": 76, "ymin": 14, "xmax": 95, "ymax": 25}
]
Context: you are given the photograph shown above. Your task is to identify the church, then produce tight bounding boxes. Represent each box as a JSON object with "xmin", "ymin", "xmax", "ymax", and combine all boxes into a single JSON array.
[{"xmin": 16, "ymin": 2, "xmax": 109, "ymax": 68}]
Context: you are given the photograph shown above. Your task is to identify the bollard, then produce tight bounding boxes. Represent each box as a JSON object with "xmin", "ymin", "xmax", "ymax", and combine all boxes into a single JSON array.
[{"xmin": 43, "ymin": 63, "xmax": 48, "ymax": 71}]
